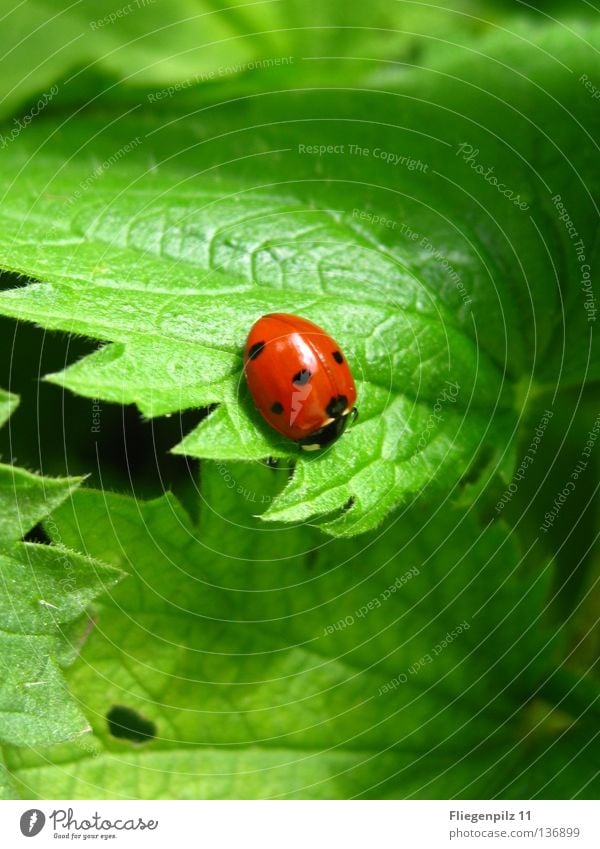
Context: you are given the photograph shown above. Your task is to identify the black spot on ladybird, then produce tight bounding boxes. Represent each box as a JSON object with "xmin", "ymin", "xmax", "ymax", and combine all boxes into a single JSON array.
[
  {"xmin": 271, "ymin": 401, "xmax": 284, "ymax": 414},
  {"xmin": 332, "ymin": 350, "xmax": 343, "ymax": 364},
  {"xmin": 248, "ymin": 341, "xmax": 266, "ymax": 360},
  {"xmin": 326, "ymin": 395, "xmax": 348, "ymax": 418},
  {"xmin": 292, "ymin": 369, "xmax": 312, "ymax": 385}
]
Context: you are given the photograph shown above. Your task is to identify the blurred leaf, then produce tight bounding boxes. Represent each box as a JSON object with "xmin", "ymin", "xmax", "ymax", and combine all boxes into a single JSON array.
[
  {"xmin": 0, "ymin": 0, "xmax": 493, "ymax": 120},
  {"xmin": 503, "ymin": 725, "xmax": 600, "ymax": 798},
  {"xmin": 0, "ymin": 749, "xmax": 17, "ymax": 799}
]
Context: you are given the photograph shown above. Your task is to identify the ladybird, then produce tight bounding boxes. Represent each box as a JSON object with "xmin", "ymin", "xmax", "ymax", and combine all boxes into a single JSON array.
[{"xmin": 243, "ymin": 313, "xmax": 357, "ymax": 451}]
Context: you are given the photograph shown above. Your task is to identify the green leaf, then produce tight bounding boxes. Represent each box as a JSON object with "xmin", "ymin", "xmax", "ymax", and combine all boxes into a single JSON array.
[
  {"xmin": 0, "ymin": 394, "xmax": 124, "ymax": 755},
  {"xmin": 503, "ymin": 725, "xmax": 600, "ymax": 799},
  {"xmin": 0, "ymin": 20, "xmax": 597, "ymax": 535},
  {"xmin": 0, "ymin": 389, "xmax": 18, "ymax": 429},
  {"xmin": 5, "ymin": 461, "xmax": 591, "ymax": 799},
  {"xmin": 0, "ymin": 748, "xmax": 17, "ymax": 799}
]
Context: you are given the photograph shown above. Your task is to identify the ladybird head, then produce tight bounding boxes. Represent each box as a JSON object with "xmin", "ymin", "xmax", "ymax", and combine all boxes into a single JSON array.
[{"xmin": 299, "ymin": 396, "xmax": 354, "ymax": 451}]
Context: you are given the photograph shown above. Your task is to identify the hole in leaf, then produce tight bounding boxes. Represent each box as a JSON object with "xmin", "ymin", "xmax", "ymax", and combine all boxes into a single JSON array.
[
  {"xmin": 22, "ymin": 523, "xmax": 51, "ymax": 545},
  {"xmin": 106, "ymin": 705, "xmax": 156, "ymax": 744}
]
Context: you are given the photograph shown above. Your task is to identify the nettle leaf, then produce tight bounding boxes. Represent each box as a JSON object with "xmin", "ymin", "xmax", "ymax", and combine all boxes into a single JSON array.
[
  {"xmin": 0, "ymin": 21, "xmax": 597, "ymax": 535},
  {"xmin": 0, "ymin": 167, "xmax": 508, "ymax": 539},
  {"xmin": 0, "ymin": 392, "xmax": 124, "ymax": 754},
  {"xmin": 0, "ymin": 389, "xmax": 18, "ymax": 428},
  {"xmin": 5, "ymin": 462, "xmax": 590, "ymax": 800}
]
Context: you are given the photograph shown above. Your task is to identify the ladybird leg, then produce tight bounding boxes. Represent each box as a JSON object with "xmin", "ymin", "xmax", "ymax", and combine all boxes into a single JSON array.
[{"xmin": 351, "ymin": 407, "xmax": 359, "ymax": 423}]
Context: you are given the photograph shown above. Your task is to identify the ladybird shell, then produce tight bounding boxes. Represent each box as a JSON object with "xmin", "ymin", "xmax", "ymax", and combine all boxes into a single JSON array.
[{"xmin": 243, "ymin": 313, "xmax": 357, "ymax": 447}]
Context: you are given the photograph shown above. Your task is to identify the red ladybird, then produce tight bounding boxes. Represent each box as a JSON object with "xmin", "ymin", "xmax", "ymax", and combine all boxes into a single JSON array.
[{"xmin": 243, "ymin": 313, "xmax": 357, "ymax": 451}]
